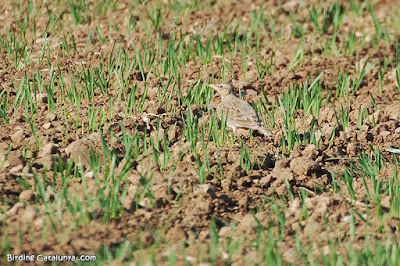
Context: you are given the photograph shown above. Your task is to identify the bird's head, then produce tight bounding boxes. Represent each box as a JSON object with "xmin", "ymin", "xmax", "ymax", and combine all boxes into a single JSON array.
[{"xmin": 207, "ymin": 83, "xmax": 234, "ymax": 97}]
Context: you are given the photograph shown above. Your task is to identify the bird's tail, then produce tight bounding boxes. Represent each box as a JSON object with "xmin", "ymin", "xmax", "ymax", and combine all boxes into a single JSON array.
[{"xmin": 257, "ymin": 126, "xmax": 273, "ymax": 137}]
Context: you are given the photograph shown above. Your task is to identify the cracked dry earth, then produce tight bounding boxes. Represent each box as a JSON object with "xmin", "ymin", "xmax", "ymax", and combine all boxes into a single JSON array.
[{"xmin": 1, "ymin": 0, "xmax": 400, "ymax": 264}]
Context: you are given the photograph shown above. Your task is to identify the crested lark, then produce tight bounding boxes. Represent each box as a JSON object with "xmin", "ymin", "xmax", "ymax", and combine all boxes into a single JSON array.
[{"xmin": 208, "ymin": 83, "xmax": 273, "ymax": 137}]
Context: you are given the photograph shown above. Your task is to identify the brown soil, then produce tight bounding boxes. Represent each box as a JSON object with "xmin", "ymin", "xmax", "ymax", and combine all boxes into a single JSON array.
[{"xmin": 1, "ymin": 0, "xmax": 400, "ymax": 264}]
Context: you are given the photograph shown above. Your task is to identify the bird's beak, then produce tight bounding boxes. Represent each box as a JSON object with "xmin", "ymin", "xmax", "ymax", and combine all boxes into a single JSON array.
[{"xmin": 207, "ymin": 84, "xmax": 218, "ymax": 92}]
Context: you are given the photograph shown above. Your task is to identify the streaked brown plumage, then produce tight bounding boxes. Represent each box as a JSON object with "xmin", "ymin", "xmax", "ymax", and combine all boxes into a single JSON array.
[{"xmin": 208, "ymin": 83, "xmax": 273, "ymax": 137}]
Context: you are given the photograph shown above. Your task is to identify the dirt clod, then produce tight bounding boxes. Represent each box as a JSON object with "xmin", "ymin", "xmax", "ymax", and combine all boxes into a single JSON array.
[
  {"xmin": 290, "ymin": 157, "xmax": 320, "ymax": 176},
  {"xmin": 19, "ymin": 190, "xmax": 37, "ymax": 202}
]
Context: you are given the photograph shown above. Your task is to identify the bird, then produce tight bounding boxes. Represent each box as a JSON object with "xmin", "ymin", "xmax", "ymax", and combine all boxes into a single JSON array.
[{"xmin": 208, "ymin": 83, "xmax": 273, "ymax": 137}]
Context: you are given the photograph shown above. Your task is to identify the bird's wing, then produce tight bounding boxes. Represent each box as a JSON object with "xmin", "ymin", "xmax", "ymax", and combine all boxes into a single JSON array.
[{"xmin": 221, "ymin": 96, "xmax": 261, "ymax": 128}]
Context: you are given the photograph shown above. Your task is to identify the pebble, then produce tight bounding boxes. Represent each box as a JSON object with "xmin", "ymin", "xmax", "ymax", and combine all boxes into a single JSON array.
[
  {"xmin": 42, "ymin": 122, "xmax": 52, "ymax": 129},
  {"xmin": 9, "ymin": 165, "xmax": 23, "ymax": 174},
  {"xmin": 10, "ymin": 129, "xmax": 24, "ymax": 143},
  {"xmin": 39, "ymin": 142, "xmax": 59, "ymax": 158},
  {"xmin": 21, "ymin": 206, "xmax": 37, "ymax": 223},
  {"xmin": 32, "ymin": 93, "xmax": 48, "ymax": 104},
  {"xmin": 379, "ymin": 131, "xmax": 391, "ymax": 137},
  {"xmin": 19, "ymin": 190, "xmax": 37, "ymax": 202}
]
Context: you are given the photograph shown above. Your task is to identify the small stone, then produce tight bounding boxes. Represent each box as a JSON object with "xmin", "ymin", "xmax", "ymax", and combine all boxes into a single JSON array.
[
  {"xmin": 360, "ymin": 125, "xmax": 369, "ymax": 132},
  {"xmin": 139, "ymin": 198, "xmax": 151, "ymax": 209},
  {"xmin": 45, "ymin": 113, "xmax": 57, "ymax": 121},
  {"xmin": 9, "ymin": 165, "xmax": 23, "ymax": 174},
  {"xmin": 65, "ymin": 141, "xmax": 77, "ymax": 157},
  {"xmin": 185, "ymin": 255, "xmax": 197, "ymax": 263},
  {"xmin": 322, "ymin": 245, "xmax": 330, "ymax": 256},
  {"xmin": 260, "ymin": 174, "xmax": 272, "ymax": 185},
  {"xmin": 221, "ymin": 251, "xmax": 229, "ymax": 260},
  {"xmin": 195, "ymin": 184, "xmax": 216, "ymax": 196},
  {"xmin": 22, "ymin": 165, "xmax": 30, "ymax": 174},
  {"xmin": 219, "ymin": 226, "xmax": 231, "ymax": 237},
  {"xmin": 288, "ymin": 199, "xmax": 301, "ymax": 213},
  {"xmin": 305, "ymin": 198, "xmax": 314, "ymax": 209},
  {"xmin": 21, "ymin": 206, "xmax": 37, "ymax": 223},
  {"xmin": 342, "ymin": 215, "xmax": 351, "ymax": 222},
  {"xmin": 380, "ymin": 131, "xmax": 391, "ymax": 137},
  {"xmin": 39, "ymin": 142, "xmax": 58, "ymax": 158},
  {"xmin": 42, "ymin": 122, "xmax": 52, "ymax": 129},
  {"xmin": 34, "ymin": 217, "xmax": 45, "ymax": 229},
  {"xmin": 346, "ymin": 143, "xmax": 357, "ymax": 155},
  {"xmin": 10, "ymin": 129, "xmax": 24, "ymax": 143},
  {"xmin": 121, "ymin": 195, "xmax": 136, "ymax": 211},
  {"xmin": 381, "ymin": 195, "xmax": 390, "ymax": 209},
  {"xmin": 32, "ymin": 93, "xmax": 48, "ymax": 103},
  {"xmin": 282, "ymin": 0, "xmax": 299, "ymax": 12},
  {"xmin": 84, "ymin": 171, "xmax": 94, "ymax": 179},
  {"xmin": 19, "ymin": 190, "xmax": 37, "ymax": 202}
]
